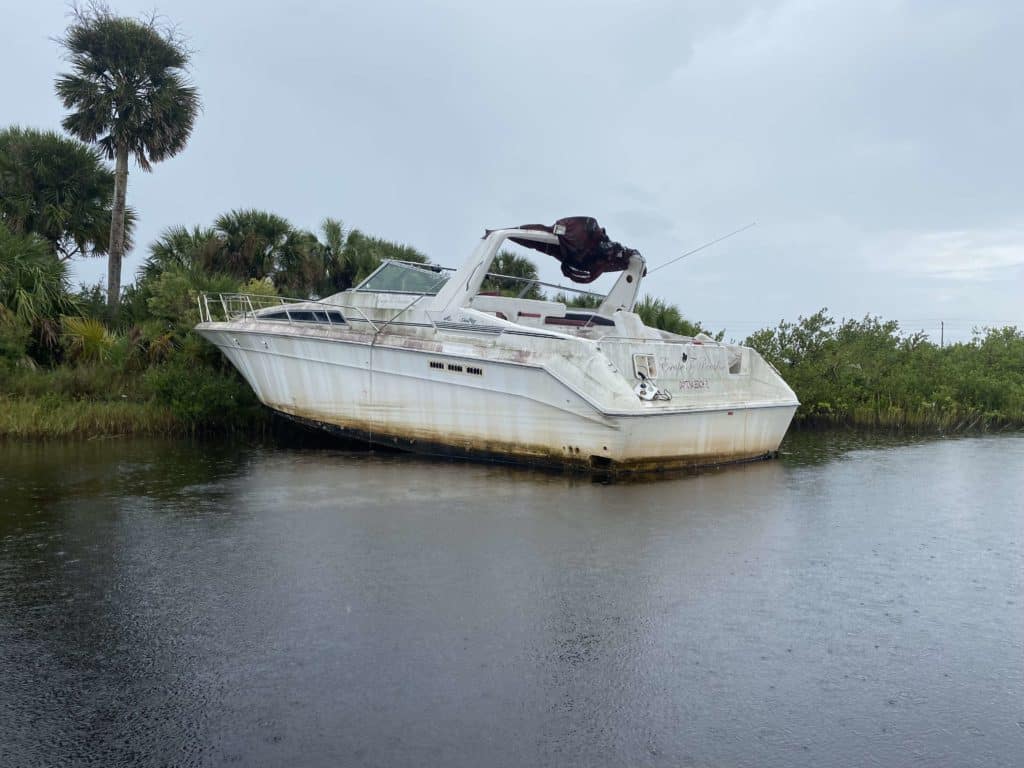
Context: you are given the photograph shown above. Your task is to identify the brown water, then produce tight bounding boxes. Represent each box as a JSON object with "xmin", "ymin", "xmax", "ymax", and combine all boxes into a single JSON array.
[{"xmin": 1, "ymin": 433, "xmax": 1022, "ymax": 767}]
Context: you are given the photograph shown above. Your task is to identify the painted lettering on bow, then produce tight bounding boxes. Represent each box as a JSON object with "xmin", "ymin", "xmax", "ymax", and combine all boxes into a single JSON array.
[{"xmin": 678, "ymin": 378, "xmax": 710, "ymax": 390}]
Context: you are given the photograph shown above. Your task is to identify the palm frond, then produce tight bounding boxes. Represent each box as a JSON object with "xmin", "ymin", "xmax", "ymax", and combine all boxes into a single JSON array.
[
  {"xmin": 0, "ymin": 126, "xmax": 133, "ymax": 258},
  {"xmin": 61, "ymin": 314, "xmax": 114, "ymax": 363},
  {"xmin": 0, "ymin": 223, "xmax": 79, "ymax": 325}
]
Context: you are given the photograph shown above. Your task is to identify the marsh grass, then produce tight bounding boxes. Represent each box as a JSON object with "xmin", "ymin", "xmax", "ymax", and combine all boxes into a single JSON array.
[
  {"xmin": 796, "ymin": 404, "xmax": 1023, "ymax": 433},
  {"xmin": 0, "ymin": 355, "xmax": 274, "ymax": 440},
  {"xmin": 0, "ymin": 396, "xmax": 179, "ymax": 439}
]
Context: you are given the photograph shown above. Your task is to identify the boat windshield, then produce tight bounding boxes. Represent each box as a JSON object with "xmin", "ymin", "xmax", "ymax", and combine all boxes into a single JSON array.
[{"xmin": 356, "ymin": 261, "xmax": 451, "ymax": 295}]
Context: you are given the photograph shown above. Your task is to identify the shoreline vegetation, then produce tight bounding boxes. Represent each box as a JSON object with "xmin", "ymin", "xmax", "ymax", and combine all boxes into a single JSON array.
[
  {"xmin": 4, "ymin": 170, "xmax": 1021, "ymax": 445},
  {"xmin": 2, "ymin": 167, "xmax": 1021, "ymax": 443},
  {"xmin": 2, "ymin": 7, "xmax": 1021, "ymax": 443},
  {"xmin": 2, "ymin": 200, "xmax": 1022, "ymax": 443}
]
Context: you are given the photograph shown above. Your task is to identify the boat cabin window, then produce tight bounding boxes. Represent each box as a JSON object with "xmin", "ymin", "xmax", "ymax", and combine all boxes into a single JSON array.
[
  {"xmin": 356, "ymin": 261, "xmax": 450, "ymax": 295},
  {"xmin": 260, "ymin": 309, "xmax": 345, "ymax": 324}
]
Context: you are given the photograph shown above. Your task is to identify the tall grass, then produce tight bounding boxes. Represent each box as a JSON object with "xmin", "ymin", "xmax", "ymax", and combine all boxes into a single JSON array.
[
  {"xmin": 796, "ymin": 404, "xmax": 1022, "ymax": 432},
  {"xmin": 0, "ymin": 396, "xmax": 180, "ymax": 439}
]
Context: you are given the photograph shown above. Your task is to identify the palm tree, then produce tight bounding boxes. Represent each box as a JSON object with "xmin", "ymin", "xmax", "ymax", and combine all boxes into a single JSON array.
[
  {"xmin": 343, "ymin": 229, "xmax": 429, "ymax": 287},
  {"xmin": 482, "ymin": 250, "xmax": 542, "ymax": 299},
  {"xmin": 0, "ymin": 223, "xmax": 79, "ymax": 345},
  {"xmin": 142, "ymin": 213, "xmax": 433, "ymax": 300},
  {"xmin": 55, "ymin": 3, "xmax": 200, "ymax": 311},
  {"xmin": 211, "ymin": 209, "xmax": 293, "ymax": 280},
  {"xmin": 314, "ymin": 218, "xmax": 350, "ymax": 296},
  {"xmin": 634, "ymin": 295, "xmax": 707, "ymax": 337},
  {"xmin": 0, "ymin": 126, "xmax": 135, "ymax": 260},
  {"xmin": 143, "ymin": 211, "xmax": 318, "ymax": 294},
  {"xmin": 275, "ymin": 228, "xmax": 324, "ymax": 298},
  {"xmin": 550, "ymin": 291, "xmax": 602, "ymax": 309},
  {"xmin": 141, "ymin": 224, "xmax": 221, "ymax": 281}
]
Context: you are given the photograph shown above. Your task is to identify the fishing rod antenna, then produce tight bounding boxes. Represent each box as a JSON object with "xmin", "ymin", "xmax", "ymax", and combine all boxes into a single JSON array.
[{"xmin": 648, "ymin": 221, "xmax": 757, "ymax": 274}]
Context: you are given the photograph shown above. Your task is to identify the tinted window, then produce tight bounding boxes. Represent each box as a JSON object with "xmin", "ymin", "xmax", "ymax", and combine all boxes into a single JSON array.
[{"xmin": 260, "ymin": 309, "xmax": 344, "ymax": 324}]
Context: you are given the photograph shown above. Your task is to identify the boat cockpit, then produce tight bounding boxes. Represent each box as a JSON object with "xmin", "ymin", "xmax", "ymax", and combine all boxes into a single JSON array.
[{"xmin": 342, "ymin": 217, "xmax": 650, "ymax": 337}]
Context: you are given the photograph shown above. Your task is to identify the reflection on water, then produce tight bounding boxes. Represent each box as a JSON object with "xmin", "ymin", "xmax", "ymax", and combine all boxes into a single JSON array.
[
  {"xmin": 779, "ymin": 427, "xmax": 949, "ymax": 465},
  {"xmin": 1, "ymin": 433, "xmax": 1023, "ymax": 767}
]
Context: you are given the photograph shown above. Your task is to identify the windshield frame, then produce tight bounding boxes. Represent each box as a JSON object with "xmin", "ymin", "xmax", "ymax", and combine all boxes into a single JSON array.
[{"xmin": 354, "ymin": 260, "xmax": 453, "ymax": 296}]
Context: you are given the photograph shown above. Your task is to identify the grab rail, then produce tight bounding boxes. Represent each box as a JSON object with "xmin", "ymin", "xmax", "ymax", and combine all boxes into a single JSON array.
[{"xmin": 198, "ymin": 292, "xmax": 380, "ymax": 332}]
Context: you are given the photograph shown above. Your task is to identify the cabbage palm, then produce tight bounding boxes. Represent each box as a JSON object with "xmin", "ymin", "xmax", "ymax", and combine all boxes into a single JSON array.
[
  {"xmin": 483, "ymin": 250, "xmax": 542, "ymax": 299},
  {"xmin": 313, "ymin": 218, "xmax": 350, "ymax": 296},
  {"xmin": 142, "ymin": 225, "xmax": 221, "ymax": 280},
  {"xmin": 343, "ymin": 229, "xmax": 429, "ymax": 286},
  {"xmin": 211, "ymin": 210, "xmax": 292, "ymax": 280},
  {"xmin": 61, "ymin": 315, "xmax": 114, "ymax": 363},
  {"xmin": 275, "ymin": 228, "xmax": 324, "ymax": 298},
  {"xmin": 634, "ymin": 295, "xmax": 708, "ymax": 337},
  {"xmin": 55, "ymin": 4, "xmax": 200, "ymax": 311},
  {"xmin": 0, "ymin": 223, "xmax": 78, "ymax": 327},
  {"xmin": 0, "ymin": 126, "xmax": 134, "ymax": 261}
]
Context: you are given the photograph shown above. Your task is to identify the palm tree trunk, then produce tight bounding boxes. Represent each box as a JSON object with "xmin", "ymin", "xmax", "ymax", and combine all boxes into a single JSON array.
[{"xmin": 107, "ymin": 145, "xmax": 129, "ymax": 311}]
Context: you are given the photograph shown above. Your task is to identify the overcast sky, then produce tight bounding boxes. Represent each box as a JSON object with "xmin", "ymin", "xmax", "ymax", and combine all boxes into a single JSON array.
[{"xmin": 5, "ymin": 0, "xmax": 1023, "ymax": 341}]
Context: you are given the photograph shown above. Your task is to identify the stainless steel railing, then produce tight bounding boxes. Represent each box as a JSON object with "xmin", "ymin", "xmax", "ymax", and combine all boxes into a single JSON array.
[{"xmin": 197, "ymin": 292, "xmax": 380, "ymax": 331}]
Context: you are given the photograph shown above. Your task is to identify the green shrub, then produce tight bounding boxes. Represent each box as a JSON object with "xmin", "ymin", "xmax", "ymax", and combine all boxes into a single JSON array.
[
  {"xmin": 745, "ymin": 311, "xmax": 1024, "ymax": 430},
  {"xmin": 0, "ymin": 311, "xmax": 31, "ymax": 365},
  {"xmin": 240, "ymin": 277, "xmax": 279, "ymax": 297},
  {"xmin": 143, "ymin": 360, "xmax": 266, "ymax": 432},
  {"xmin": 74, "ymin": 282, "xmax": 112, "ymax": 323},
  {"xmin": 145, "ymin": 266, "xmax": 242, "ymax": 333}
]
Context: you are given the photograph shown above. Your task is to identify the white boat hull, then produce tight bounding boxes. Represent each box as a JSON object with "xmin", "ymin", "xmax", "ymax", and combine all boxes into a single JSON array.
[{"xmin": 198, "ymin": 324, "xmax": 797, "ymax": 472}]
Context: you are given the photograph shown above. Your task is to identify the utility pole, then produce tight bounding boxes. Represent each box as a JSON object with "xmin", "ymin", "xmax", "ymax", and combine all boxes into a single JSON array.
[{"xmin": 940, "ymin": 320, "xmax": 944, "ymax": 348}]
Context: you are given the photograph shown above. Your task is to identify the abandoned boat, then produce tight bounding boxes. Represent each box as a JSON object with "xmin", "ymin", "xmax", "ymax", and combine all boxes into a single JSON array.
[{"xmin": 195, "ymin": 217, "xmax": 798, "ymax": 472}]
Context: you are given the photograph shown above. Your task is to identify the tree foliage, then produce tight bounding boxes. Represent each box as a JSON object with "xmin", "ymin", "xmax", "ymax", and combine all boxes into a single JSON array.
[
  {"xmin": 481, "ymin": 250, "xmax": 543, "ymax": 299},
  {"xmin": 0, "ymin": 126, "xmax": 134, "ymax": 259},
  {"xmin": 4, "ymin": 179, "xmax": 1022, "ymax": 435},
  {"xmin": 0, "ymin": 223, "xmax": 78, "ymax": 326},
  {"xmin": 142, "ymin": 213, "xmax": 431, "ymax": 299},
  {"xmin": 745, "ymin": 310, "xmax": 1024, "ymax": 428},
  {"xmin": 55, "ymin": 4, "xmax": 200, "ymax": 170},
  {"xmin": 550, "ymin": 291, "xmax": 602, "ymax": 309},
  {"xmin": 342, "ymin": 229, "xmax": 428, "ymax": 285},
  {"xmin": 62, "ymin": 315, "xmax": 114, "ymax": 363},
  {"xmin": 634, "ymin": 295, "xmax": 717, "ymax": 338},
  {"xmin": 142, "ymin": 225, "xmax": 221, "ymax": 281}
]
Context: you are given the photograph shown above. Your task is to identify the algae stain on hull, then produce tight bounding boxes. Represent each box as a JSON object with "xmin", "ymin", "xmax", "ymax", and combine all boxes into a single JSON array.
[{"xmin": 273, "ymin": 403, "xmax": 786, "ymax": 475}]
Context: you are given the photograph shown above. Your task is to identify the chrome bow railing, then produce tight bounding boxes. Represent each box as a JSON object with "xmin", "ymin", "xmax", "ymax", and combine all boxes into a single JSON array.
[{"xmin": 198, "ymin": 293, "xmax": 379, "ymax": 331}]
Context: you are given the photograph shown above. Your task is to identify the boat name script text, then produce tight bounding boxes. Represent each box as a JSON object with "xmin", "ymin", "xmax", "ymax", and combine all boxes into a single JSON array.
[{"xmin": 659, "ymin": 357, "xmax": 725, "ymax": 377}]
